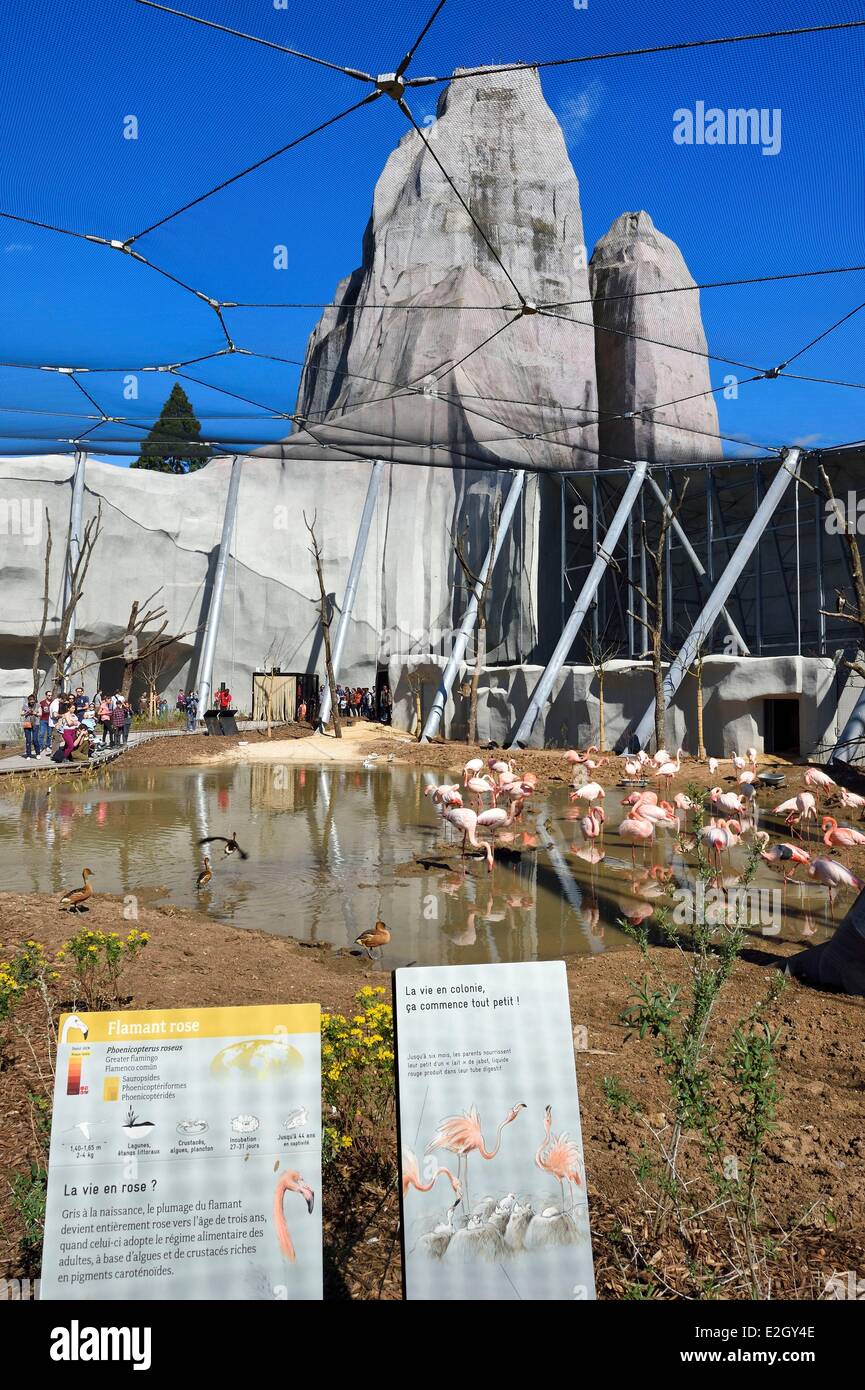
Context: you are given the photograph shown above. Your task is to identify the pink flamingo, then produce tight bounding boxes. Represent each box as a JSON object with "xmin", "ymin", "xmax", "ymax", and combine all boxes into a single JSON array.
[
  {"xmin": 424, "ymin": 783, "xmax": 463, "ymax": 808},
  {"xmin": 441, "ymin": 805, "xmax": 494, "ymax": 872},
  {"xmin": 577, "ymin": 805, "xmax": 605, "ymax": 862},
  {"xmin": 536, "ymin": 1104, "xmax": 583, "ymax": 1214},
  {"xmin": 619, "ymin": 807, "xmax": 655, "ymax": 867},
  {"xmin": 821, "ymin": 815, "xmax": 865, "ymax": 865},
  {"xmin": 466, "ymin": 773, "xmax": 497, "ymax": 808},
  {"xmin": 634, "ymin": 799, "xmax": 677, "ymax": 827},
  {"xmin": 710, "ymin": 787, "xmax": 746, "ymax": 816},
  {"xmin": 426, "ymin": 1103, "xmax": 526, "ymax": 1213},
  {"xmin": 476, "ymin": 803, "xmax": 518, "ymax": 834},
  {"xmin": 623, "ymin": 757, "xmax": 642, "ymax": 777},
  {"xmin": 654, "ymin": 748, "xmax": 683, "ymax": 794},
  {"xmin": 840, "ymin": 788, "xmax": 865, "ymax": 820},
  {"xmin": 622, "ymin": 789, "xmax": 658, "ymax": 807},
  {"xmin": 439, "ymin": 806, "xmax": 495, "ymax": 867},
  {"xmin": 773, "ymin": 792, "xmax": 817, "ymax": 839},
  {"xmin": 273, "ymin": 1169, "xmax": 314, "ymax": 1262},
  {"xmin": 808, "ymin": 856, "xmax": 863, "ymax": 911},
  {"xmin": 569, "ymin": 780, "xmax": 605, "ymax": 804},
  {"xmin": 401, "ymin": 1147, "xmax": 461, "ymax": 1200},
  {"xmin": 756, "ymin": 832, "xmax": 810, "ymax": 883},
  {"xmin": 746, "ymin": 746, "xmax": 758, "ymax": 768},
  {"xmin": 707, "ymin": 756, "xmax": 719, "ymax": 775},
  {"xmin": 805, "ymin": 768, "xmax": 837, "ymax": 801},
  {"xmin": 462, "ymin": 757, "xmax": 484, "ymax": 786},
  {"xmin": 700, "ymin": 818, "xmax": 730, "ymax": 871}
]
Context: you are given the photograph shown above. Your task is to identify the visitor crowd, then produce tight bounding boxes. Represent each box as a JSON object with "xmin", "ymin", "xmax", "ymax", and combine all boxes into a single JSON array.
[
  {"xmin": 20, "ymin": 688, "xmax": 134, "ymax": 762},
  {"xmin": 334, "ymin": 684, "xmax": 392, "ymax": 723}
]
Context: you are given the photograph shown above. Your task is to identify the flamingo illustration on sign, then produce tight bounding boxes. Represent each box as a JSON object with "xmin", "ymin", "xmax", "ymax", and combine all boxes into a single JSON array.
[
  {"xmin": 273, "ymin": 1169, "xmax": 315, "ymax": 1262},
  {"xmin": 60, "ymin": 1014, "xmax": 89, "ymax": 1044},
  {"xmin": 425, "ymin": 1103, "xmax": 525, "ymax": 1213}
]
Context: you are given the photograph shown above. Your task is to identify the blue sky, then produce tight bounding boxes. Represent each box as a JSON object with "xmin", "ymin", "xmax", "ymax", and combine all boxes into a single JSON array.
[{"xmin": 0, "ymin": 0, "xmax": 863, "ymax": 463}]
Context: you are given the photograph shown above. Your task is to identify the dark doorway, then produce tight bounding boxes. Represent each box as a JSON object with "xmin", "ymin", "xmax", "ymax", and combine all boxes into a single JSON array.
[{"xmin": 763, "ymin": 698, "xmax": 800, "ymax": 755}]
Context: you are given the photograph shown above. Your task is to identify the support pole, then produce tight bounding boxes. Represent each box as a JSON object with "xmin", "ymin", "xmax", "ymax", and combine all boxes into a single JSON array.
[
  {"xmin": 197, "ymin": 454, "xmax": 243, "ymax": 718},
  {"xmin": 645, "ymin": 473, "xmax": 749, "ymax": 654},
  {"xmin": 509, "ymin": 461, "xmax": 648, "ymax": 748},
  {"xmin": 632, "ymin": 449, "xmax": 802, "ymax": 751},
  {"xmin": 318, "ymin": 459, "xmax": 385, "ymax": 728},
  {"xmin": 62, "ymin": 450, "xmax": 87, "ymax": 688},
  {"xmin": 420, "ymin": 469, "xmax": 525, "ymax": 742}
]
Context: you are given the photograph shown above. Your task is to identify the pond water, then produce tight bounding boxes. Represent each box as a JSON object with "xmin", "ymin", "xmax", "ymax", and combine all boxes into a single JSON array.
[{"xmin": 0, "ymin": 763, "xmax": 842, "ymax": 967}]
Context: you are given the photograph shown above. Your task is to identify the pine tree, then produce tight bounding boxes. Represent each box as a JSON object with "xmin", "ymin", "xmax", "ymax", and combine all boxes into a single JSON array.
[{"xmin": 131, "ymin": 383, "xmax": 208, "ymax": 474}]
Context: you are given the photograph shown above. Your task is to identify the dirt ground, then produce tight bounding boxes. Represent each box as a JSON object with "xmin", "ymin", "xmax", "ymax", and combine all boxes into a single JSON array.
[
  {"xmin": 1, "ymin": 891, "xmax": 863, "ymax": 1299},
  {"xmin": 118, "ymin": 721, "xmax": 315, "ymax": 767}
]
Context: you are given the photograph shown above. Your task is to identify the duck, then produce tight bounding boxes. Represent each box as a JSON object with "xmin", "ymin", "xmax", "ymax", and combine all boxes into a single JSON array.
[
  {"xmin": 198, "ymin": 830, "xmax": 249, "ymax": 859},
  {"xmin": 60, "ymin": 868, "xmax": 94, "ymax": 913},
  {"xmin": 355, "ymin": 920, "xmax": 390, "ymax": 959},
  {"xmin": 196, "ymin": 856, "xmax": 212, "ymax": 891}
]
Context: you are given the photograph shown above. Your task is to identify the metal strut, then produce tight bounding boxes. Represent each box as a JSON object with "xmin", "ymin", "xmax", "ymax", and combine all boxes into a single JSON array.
[
  {"xmin": 420, "ymin": 469, "xmax": 525, "ymax": 742},
  {"xmin": 62, "ymin": 449, "xmax": 87, "ymax": 687},
  {"xmin": 644, "ymin": 472, "xmax": 750, "ymax": 655},
  {"xmin": 318, "ymin": 459, "xmax": 386, "ymax": 728},
  {"xmin": 509, "ymin": 461, "xmax": 649, "ymax": 748},
  {"xmin": 631, "ymin": 447, "xmax": 803, "ymax": 750},
  {"xmin": 197, "ymin": 454, "xmax": 243, "ymax": 717}
]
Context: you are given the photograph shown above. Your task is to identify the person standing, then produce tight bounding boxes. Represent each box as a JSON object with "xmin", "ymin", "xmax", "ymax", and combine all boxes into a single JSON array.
[
  {"xmin": 186, "ymin": 690, "xmax": 199, "ymax": 732},
  {"xmin": 110, "ymin": 699, "xmax": 125, "ymax": 748},
  {"xmin": 21, "ymin": 695, "xmax": 38, "ymax": 758},
  {"xmin": 122, "ymin": 699, "xmax": 133, "ymax": 745},
  {"xmin": 98, "ymin": 695, "xmax": 112, "ymax": 747},
  {"xmin": 37, "ymin": 692, "xmax": 51, "ymax": 755}
]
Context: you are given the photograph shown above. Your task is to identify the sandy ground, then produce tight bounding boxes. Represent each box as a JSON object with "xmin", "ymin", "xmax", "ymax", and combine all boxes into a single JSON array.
[{"xmin": 1, "ymin": 892, "xmax": 863, "ymax": 1298}]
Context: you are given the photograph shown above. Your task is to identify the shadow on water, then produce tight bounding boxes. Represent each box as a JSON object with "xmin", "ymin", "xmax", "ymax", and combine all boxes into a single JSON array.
[{"xmin": 0, "ymin": 765, "xmax": 845, "ymax": 967}]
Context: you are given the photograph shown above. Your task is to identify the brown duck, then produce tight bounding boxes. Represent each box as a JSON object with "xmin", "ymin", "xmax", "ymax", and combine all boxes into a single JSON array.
[
  {"xmin": 196, "ymin": 856, "xmax": 212, "ymax": 891},
  {"xmin": 355, "ymin": 920, "xmax": 390, "ymax": 959},
  {"xmin": 60, "ymin": 868, "xmax": 94, "ymax": 913}
]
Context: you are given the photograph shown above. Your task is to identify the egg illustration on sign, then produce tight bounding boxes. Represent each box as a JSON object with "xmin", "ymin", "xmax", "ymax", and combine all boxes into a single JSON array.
[{"xmin": 211, "ymin": 1036, "xmax": 304, "ymax": 1079}]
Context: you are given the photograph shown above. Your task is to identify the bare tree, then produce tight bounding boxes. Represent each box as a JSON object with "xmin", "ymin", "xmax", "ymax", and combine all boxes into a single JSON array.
[
  {"xmin": 452, "ymin": 501, "xmax": 501, "ymax": 744},
  {"xmin": 31, "ymin": 507, "xmax": 52, "ymax": 696},
  {"xmin": 114, "ymin": 590, "xmax": 198, "ymax": 699},
  {"xmin": 304, "ymin": 511, "xmax": 341, "ymax": 739},
  {"xmin": 586, "ymin": 633, "xmax": 620, "ymax": 753},
  {"xmin": 45, "ymin": 502, "xmax": 103, "ymax": 688},
  {"xmin": 139, "ymin": 641, "xmax": 180, "ymax": 719},
  {"xmin": 627, "ymin": 480, "xmax": 689, "ymax": 751}
]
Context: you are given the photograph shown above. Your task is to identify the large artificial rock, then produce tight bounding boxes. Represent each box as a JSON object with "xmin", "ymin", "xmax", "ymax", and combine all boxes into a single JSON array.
[
  {"xmin": 589, "ymin": 211, "xmax": 721, "ymax": 464},
  {"xmin": 0, "ymin": 69, "xmax": 733, "ymax": 737},
  {"xmin": 296, "ymin": 65, "xmax": 599, "ymax": 472}
]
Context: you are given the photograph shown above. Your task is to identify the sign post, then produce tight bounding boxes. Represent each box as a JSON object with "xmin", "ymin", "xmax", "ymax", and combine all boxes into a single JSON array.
[
  {"xmin": 395, "ymin": 961, "xmax": 595, "ymax": 1300},
  {"xmin": 41, "ymin": 1004, "xmax": 322, "ymax": 1301}
]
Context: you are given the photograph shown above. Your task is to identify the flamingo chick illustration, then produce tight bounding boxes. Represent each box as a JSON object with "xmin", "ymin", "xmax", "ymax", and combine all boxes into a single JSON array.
[
  {"xmin": 273, "ymin": 1169, "xmax": 314, "ymax": 1262},
  {"xmin": 425, "ymin": 1102, "xmax": 525, "ymax": 1212}
]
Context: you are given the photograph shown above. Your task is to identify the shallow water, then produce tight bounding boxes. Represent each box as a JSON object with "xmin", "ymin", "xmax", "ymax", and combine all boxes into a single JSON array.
[{"xmin": 0, "ymin": 764, "xmax": 842, "ymax": 967}]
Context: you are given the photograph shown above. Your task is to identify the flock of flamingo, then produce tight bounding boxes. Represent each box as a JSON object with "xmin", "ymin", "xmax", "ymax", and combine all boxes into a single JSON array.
[
  {"xmin": 421, "ymin": 745, "xmax": 865, "ymax": 919},
  {"xmin": 402, "ymin": 1100, "xmax": 584, "ymax": 1260}
]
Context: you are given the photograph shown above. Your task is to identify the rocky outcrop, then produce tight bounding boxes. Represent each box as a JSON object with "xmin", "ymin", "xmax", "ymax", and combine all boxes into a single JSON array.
[
  {"xmin": 296, "ymin": 65, "xmax": 599, "ymax": 472},
  {"xmin": 589, "ymin": 211, "xmax": 720, "ymax": 464}
]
